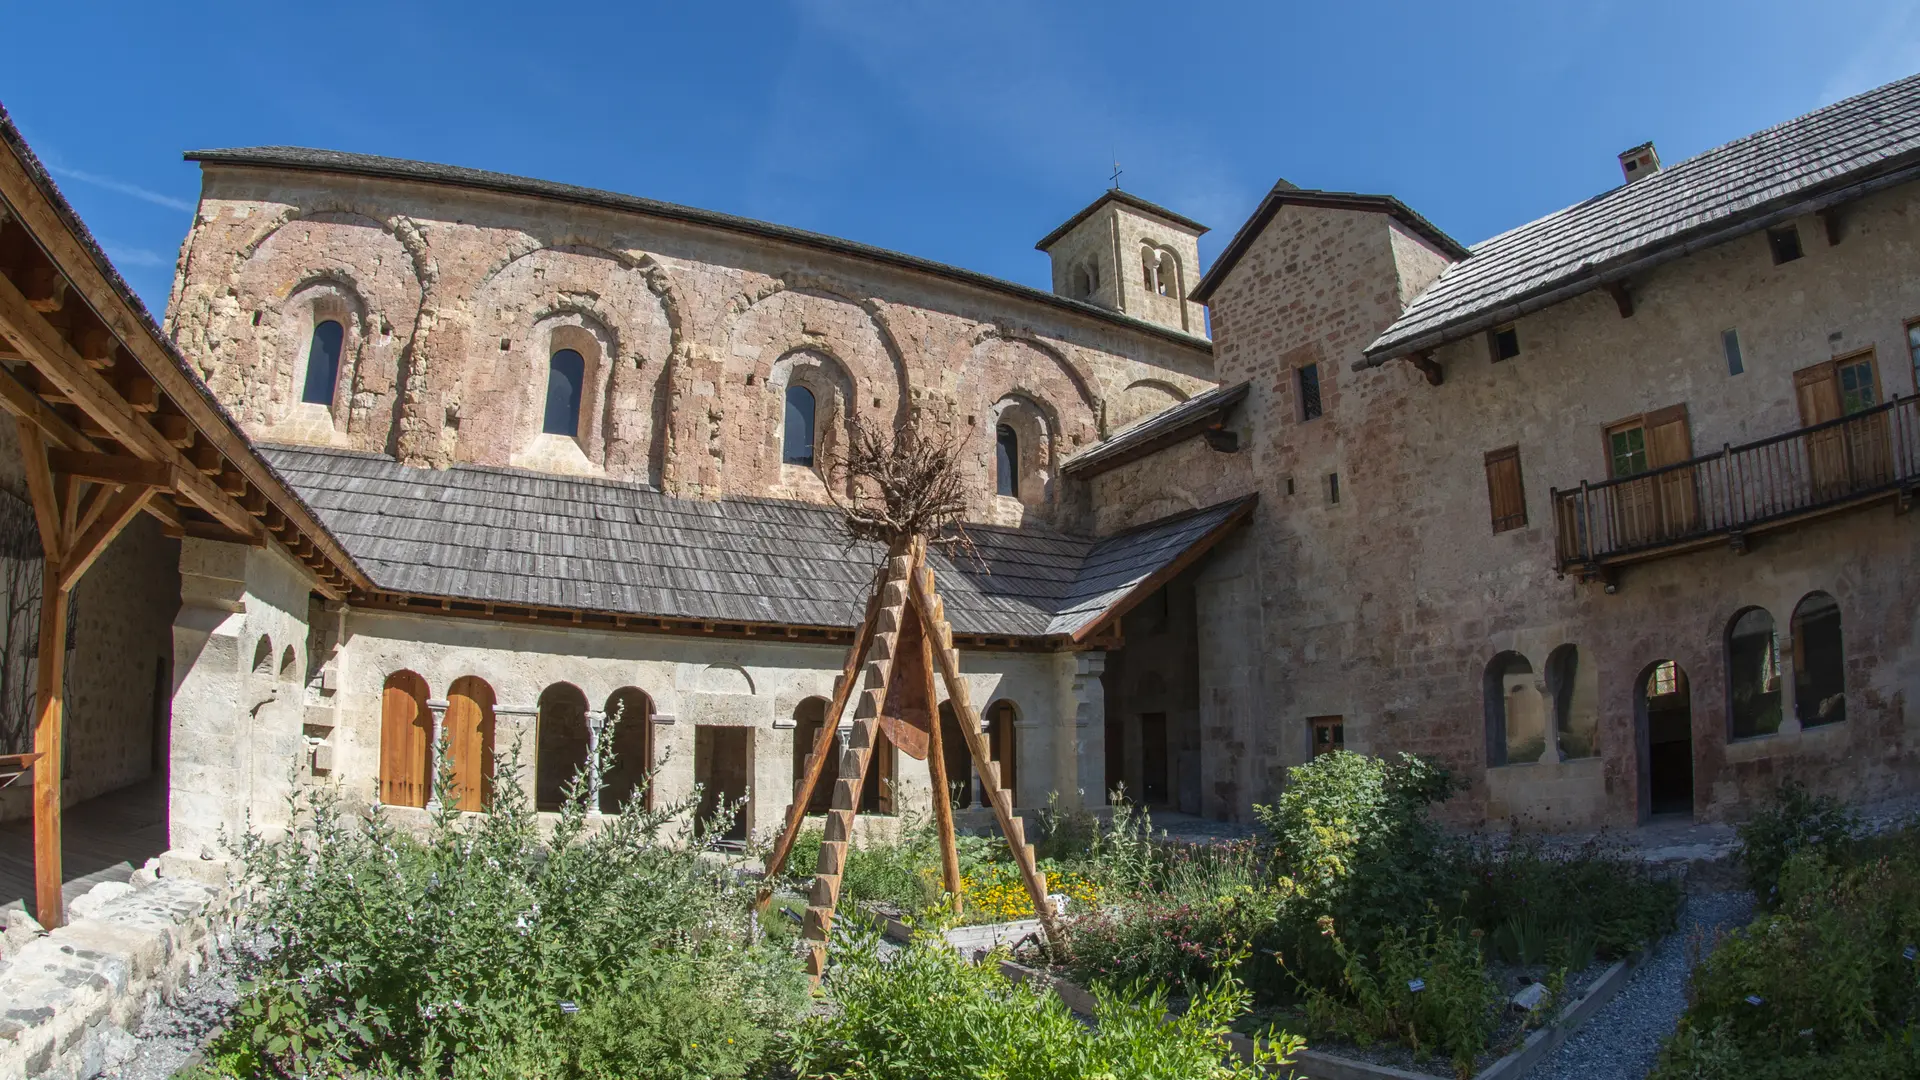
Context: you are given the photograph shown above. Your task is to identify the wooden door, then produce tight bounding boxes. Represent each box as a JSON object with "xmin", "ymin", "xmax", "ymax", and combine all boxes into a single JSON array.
[
  {"xmin": 1645, "ymin": 405, "xmax": 1699, "ymax": 537},
  {"xmin": 1795, "ymin": 361, "xmax": 1849, "ymax": 498},
  {"xmin": 444, "ymin": 676, "xmax": 495, "ymax": 813},
  {"xmin": 380, "ymin": 672, "xmax": 431, "ymax": 808}
]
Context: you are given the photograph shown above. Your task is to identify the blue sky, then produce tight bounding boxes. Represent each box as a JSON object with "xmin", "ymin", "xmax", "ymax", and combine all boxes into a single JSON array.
[{"xmin": 6, "ymin": 0, "xmax": 1919, "ymax": 314}]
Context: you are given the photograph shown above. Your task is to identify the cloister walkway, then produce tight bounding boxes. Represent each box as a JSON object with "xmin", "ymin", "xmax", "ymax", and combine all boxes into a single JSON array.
[{"xmin": 0, "ymin": 776, "xmax": 167, "ymax": 916}]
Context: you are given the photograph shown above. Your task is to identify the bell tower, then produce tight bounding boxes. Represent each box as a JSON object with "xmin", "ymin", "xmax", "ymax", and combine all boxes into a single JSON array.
[{"xmin": 1036, "ymin": 189, "xmax": 1208, "ymax": 337}]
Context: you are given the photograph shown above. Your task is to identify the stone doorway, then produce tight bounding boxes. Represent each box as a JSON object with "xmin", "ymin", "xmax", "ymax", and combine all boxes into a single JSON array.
[
  {"xmin": 1140, "ymin": 711, "xmax": 1168, "ymax": 805},
  {"xmin": 1637, "ymin": 660, "xmax": 1694, "ymax": 820},
  {"xmin": 695, "ymin": 725, "xmax": 752, "ymax": 842}
]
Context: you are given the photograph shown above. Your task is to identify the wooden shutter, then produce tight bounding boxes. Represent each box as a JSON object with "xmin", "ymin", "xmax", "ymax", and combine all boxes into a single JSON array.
[
  {"xmin": 1795, "ymin": 361, "xmax": 1850, "ymax": 497},
  {"xmin": 875, "ymin": 732, "xmax": 895, "ymax": 815},
  {"xmin": 993, "ymin": 704, "xmax": 1017, "ymax": 806},
  {"xmin": 445, "ymin": 676, "xmax": 495, "ymax": 812},
  {"xmin": 380, "ymin": 673, "xmax": 431, "ymax": 808},
  {"xmin": 1793, "ymin": 361, "xmax": 1842, "ymax": 426},
  {"xmin": 1483, "ymin": 447, "xmax": 1527, "ymax": 533},
  {"xmin": 1645, "ymin": 404, "xmax": 1700, "ymax": 536}
]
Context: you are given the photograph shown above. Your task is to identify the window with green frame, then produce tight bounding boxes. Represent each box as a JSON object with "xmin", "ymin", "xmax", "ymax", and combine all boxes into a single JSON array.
[
  {"xmin": 1837, "ymin": 357, "xmax": 1877, "ymax": 414},
  {"xmin": 1609, "ymin": 424, "xmax": 1649, "ymax": 477}
]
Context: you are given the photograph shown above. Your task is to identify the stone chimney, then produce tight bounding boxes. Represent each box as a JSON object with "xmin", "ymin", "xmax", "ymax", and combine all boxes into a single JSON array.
[{"xmin": 1618, "ymin": 142, "xmax": 1661, "ymax": 184}]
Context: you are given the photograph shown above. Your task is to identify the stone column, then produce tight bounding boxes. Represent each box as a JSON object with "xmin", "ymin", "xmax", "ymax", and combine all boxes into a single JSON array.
[
  {"xmin": 1051, "ymin": 651, "xmax": 1106, "ymax": 809},
  {"xmin": 169, "ymin": 541, "xmax": 248, "ymax": 854},
  {"xmin": 585, "ymin": 709, "xmax": 606, "ymax": 812},
  {"xmin": 423, "ymin": 699, "xmax": 448, "ymax": 808}
]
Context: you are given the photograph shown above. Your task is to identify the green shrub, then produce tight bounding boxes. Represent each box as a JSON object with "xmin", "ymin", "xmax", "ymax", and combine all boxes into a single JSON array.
[
  {"xmin": 199, "ymin": 740, "xmax": 808, "ymax": 1079},
  {"xmin": 1295, "ymin": 913, "xmax": 1503, "ymax": 1078},
  {"xmin": 789, "ymin": 933, "xmax": 1304, "ymax": 1080},
  {"xmin": 1736, "ymin": 779, "xmax": 1858, "ymax": 907},
  {"xmin": 1254, "ymin": 751, "xmax": 1464, "ymax": 951},
  {"xmin": 1459, "ymin": 836, "xmax": 1681, "ymax": 960},
  {"xmin": 1650, "ymin": 822, "xmax": 1920, "ymax": 1080},
  {"xmin": 785, "ymin": 818, "xmax": 943, "ymax": 912}
]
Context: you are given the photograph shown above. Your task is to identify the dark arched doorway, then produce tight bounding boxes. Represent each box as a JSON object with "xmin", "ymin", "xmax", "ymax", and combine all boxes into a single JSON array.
[
  {"xmin": 536, "ymin": 682, "xmax": 590, "ymax": 811},
  {"xmin": 599, "ymin": 687, "xmax": 654, "ymax": 813},
  {"xmin": 936, "ymin": 701, "xmax": 973, "ymax": 810},
  {"xmin": 1637, "ymin": 659, "xmax": 1694, "ymax": 820}
]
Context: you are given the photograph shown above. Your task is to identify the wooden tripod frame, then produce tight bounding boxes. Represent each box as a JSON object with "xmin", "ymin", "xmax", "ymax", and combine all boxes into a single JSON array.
[{"xmin": 759, "ymin": 536, "xmax": 1064, "ymax": 978}]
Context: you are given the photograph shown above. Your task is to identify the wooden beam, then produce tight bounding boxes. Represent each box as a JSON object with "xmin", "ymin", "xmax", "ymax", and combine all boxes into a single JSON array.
[
  {"xmin": 183, "ymin": 519, "xmax": 267, "ymax": 547},
  {"xmin": 0, "ymin": 275, "xmax": 259, "ymax": 536},
  {"xmin": 63, "ymin": 485, "xmax": 153, "ymax": 583},
  {"xmin": 155, "ymin": 414, "xmax": 195, "ymax": 448},
  {"xmin": 143, "ymin": 493, "xmax": 183, "ymax": 536},
  {"xmin": 48, "ymin": 450, "xmax": 174, "ymax": 489},
  {"xmin": 0, "ymin": 367, "xmax": 94, "ymax": 452},
  {"xmin": 18, "ymin": 266, "xmax": 65, "ymax": 313},
  {"xmin": 1606, "ymin": 281, "xmax": 1634, "ymax": 318},
  {"xmin": 1409, "ymin": 350, "xmax": 1444, "ymax": 387},
  {"xmin": 71, "ymin": 326, "xmax": 115, "ymax": 370},
  {"xmin": 14, "ymin": 421, "xmax": 63, "ymax": 562}
]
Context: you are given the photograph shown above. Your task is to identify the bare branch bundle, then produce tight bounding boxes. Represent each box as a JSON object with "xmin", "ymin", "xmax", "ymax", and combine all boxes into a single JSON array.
[{"xmin": 824, "ymin": 415, "xmax": 973, "ymax": 556}]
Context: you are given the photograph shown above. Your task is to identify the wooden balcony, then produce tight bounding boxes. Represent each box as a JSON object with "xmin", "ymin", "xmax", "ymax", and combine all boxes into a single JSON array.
[{"xmin": 1552, "ymin": 395, "xmax": 1920, "ymax": 578}]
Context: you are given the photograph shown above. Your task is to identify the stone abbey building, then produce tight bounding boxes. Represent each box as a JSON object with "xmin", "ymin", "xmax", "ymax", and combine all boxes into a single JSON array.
[{"xmin": 5, "ymin": 74, "xmax": 1919, "ymax": 886}]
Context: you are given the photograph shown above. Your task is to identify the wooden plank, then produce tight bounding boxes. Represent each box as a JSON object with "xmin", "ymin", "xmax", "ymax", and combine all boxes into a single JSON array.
[
  {"xmin": 32, "ymin": 572, "xmax": 68, "ymax": 928},
  {"xmin": 919, "ymin": 553, "xmax": 964, "ymax": 914}
]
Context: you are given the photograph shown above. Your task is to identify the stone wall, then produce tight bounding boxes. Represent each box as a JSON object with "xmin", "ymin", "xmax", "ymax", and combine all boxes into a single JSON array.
[
  {"xmin": 0, "ymin": 850, "xmax": 230, "ymax": 1080},
  {"xmin": 163, "ymin": 167, "xmax": 1216, "ymax": 532},
  {"xmin": 1175, "ymin": 181, "xmax": 1920, "ymax": 828}
]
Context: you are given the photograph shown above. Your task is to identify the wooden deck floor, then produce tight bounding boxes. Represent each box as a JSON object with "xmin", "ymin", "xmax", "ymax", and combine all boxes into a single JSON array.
[{"xmin": 0, "ymin": 776, "xmax": 168, "ymax": 915}]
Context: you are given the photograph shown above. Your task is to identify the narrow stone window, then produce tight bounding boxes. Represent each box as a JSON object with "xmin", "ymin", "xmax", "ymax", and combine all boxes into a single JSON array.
[
  {"xmin": 783, "ymin": 384, "xmax": 816, "ymax": 466},
  {"xmin": 1489, "ymin": 323, "xmax": 1520, "ymax": 362},
  {"xmin": 1326, "ymin": 471, "xmax": 1340, "ymax": 504},
  {"xmin": 996, "ymin": 423, "xmax": 1019, "ymax": 497},
  {"xmin": 1906, "ymin": 318, "xmax": 1920, "ymax": 391},
  {"xmin": 542, "ymin": 349, "xmax": 585, "ymax": 437},
  {"xmin": 302, "ymin": 320, "xmax": 344, "ymax": 405},
  {"xmin": 1791, "ymin": 592, "xmax": 1845, "ymax": 726},
  {"xmin": 1768, "ymin": 224, "xmax": 1803, "ymax": 265},
  {"xmin": 1483, "ymin": 446, "xmax": 1527, "ymax": 533},
  {"xmin": 1722, "ymin": 329, "xmax": 1744, "ymax": 376},
  {"xmin": 1297, "ymin": 363, "xmax": 1323, "ymax": 421}
]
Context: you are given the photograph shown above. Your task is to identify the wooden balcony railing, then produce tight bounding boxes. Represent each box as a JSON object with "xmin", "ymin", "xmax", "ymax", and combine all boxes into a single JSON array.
[{"xmin": 1552, "ymin": 395, "xmax": 1920, "ymax": 575}]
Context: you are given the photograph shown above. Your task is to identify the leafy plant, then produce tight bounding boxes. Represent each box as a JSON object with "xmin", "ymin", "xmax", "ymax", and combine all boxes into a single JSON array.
[
  {"xmin": 1737, "ymin": 779, "xmax": 1859, "ymax": 907},
  {"xmin": 197, "ymin": 736, "xmax": 808, "ymax": 1079},
  {"xmin": 1295, "ymin": 912, "xmax": 1503, "ymax": 1079},
  {"xmin": 789, "ymin": 932, "xmax": 1304, "ymax": 1080}
]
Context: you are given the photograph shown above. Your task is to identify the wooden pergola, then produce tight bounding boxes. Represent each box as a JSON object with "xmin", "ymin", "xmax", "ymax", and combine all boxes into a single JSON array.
[{"xmin": 0, "ymin": 113, "xmax": 369, "ymax": 928}]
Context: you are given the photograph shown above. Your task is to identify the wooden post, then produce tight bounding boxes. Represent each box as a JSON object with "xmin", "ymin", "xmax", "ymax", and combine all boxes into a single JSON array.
[
  {"xmin": 920, "ymin": 594, "xmax": 964, "ymax": 914},
  {"xmin": 32, "ymin": 567, "xmax": 67, "ymax": 929}
]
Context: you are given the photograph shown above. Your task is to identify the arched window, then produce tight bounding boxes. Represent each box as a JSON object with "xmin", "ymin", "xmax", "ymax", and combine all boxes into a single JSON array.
[
  {"xmin": 1791, "ymin": 592, "xmax": 1846, "ymax": 726},
  {"xmin": 791, "ymin": 697, "xmax": 838, "ymax": 815},
  {"xmin": 535, "ymin": 682, "xmax": 591, "ymax": 811},
  {"xmin": 1142, "ymin": 249, "xmax": 1158, "ymax": 291},
  {"xmin": 279, "ymin": 645, "xmax": 297, "ymax": 683},
  {"xmin": 1545, "ymin": 644, "xmax": 1598, "ymax": 758},
  {"xmin": 302, "ymin": 320, "xmax": 344, "ymax": 406},
  {"xmin": 783, "ymin": 384, "xmax": 816, "ymax": 466},
  {"xmin": 1727, "ymin": 608, "xmax": 1784, "ymax": 738},
  {"xmin": 1484, "ymin": 651, "xmax": 1545, "ymax": 765},
  {"xmin": 251, "ymin": 635, "xmax": 274, "ymax": 679},
  {"xmin": 996, "ymin": 424, "xmax": 1019, "ymax": 497},
  {"xmin": 379, "ymin": 671, "xmax": 432, "ymax": 808},
  {"xmin": 446, "ymin": 676, "xmax": 497, "ymax": 812},
  {"xmin": 600, "ymin": 687, "xmax": 654, "ymax": 813},
  {"xmin": 542, "ymin": 348, "xmax": 585, "ymax": 437},
  {"xmin": 989, "ymin": 700, "xmax": 1019, "ymax": 807}
]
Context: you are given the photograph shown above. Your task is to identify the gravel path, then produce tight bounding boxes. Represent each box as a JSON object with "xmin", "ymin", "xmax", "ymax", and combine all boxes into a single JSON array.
[{"xmin": 1525, "ymin": 891, "xmax": 1753, "ymax": 1080}]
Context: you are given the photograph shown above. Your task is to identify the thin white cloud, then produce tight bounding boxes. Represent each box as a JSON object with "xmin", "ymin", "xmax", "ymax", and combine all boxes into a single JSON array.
[
  {"xmin": 1819, "ymin": 1, "xmax": 1920, "ymax": 104},
  {"xmin": 101, "ymin": 244, "xmax": 170, "ymax": 269},
  {"xmin": 46, "ymin": 164, "xmax": 194, "ymax": 213}
]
